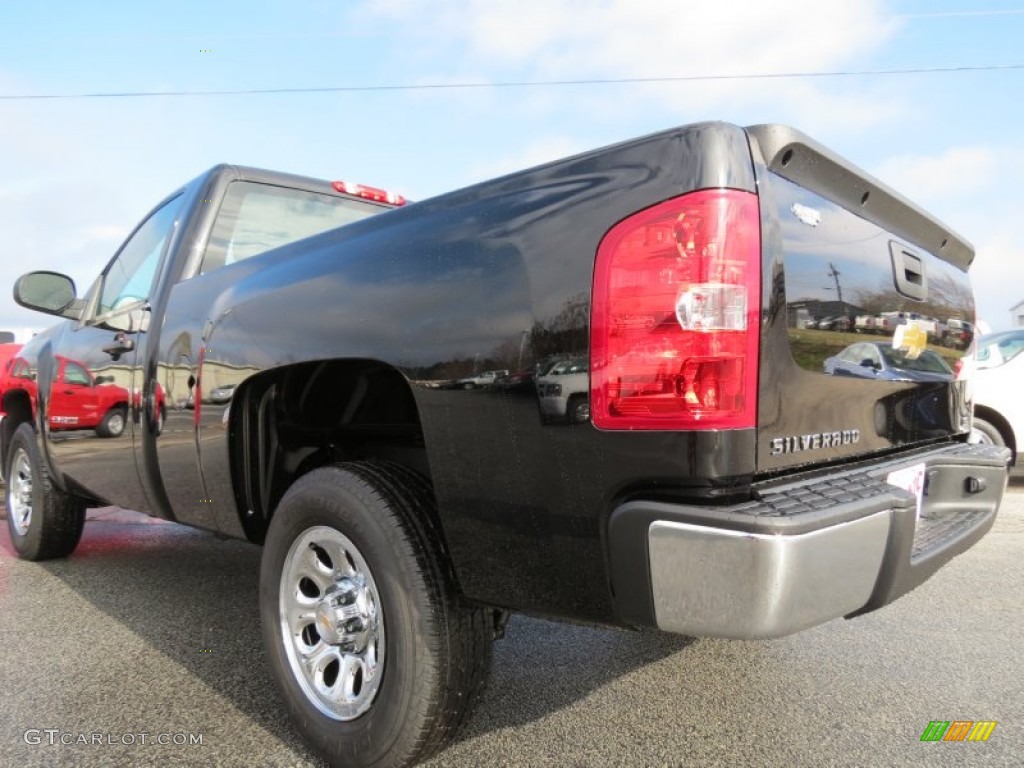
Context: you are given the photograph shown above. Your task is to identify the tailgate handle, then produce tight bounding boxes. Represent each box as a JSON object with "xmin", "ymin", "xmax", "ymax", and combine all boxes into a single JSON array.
[{"xmin": 889, "ymin": 241, "xmax": 928, "ymax": 301}]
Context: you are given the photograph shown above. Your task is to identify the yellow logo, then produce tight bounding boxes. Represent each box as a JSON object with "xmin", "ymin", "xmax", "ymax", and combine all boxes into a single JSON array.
[{"xmin": 893, "ymin": 321, "xmax": 927, "ymax": 359}]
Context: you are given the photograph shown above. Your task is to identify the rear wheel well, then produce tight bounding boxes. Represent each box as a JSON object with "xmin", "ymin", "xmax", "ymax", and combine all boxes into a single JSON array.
[{"xmin": 229, "ymin": 360, "xmax": 432, "ymax": 544}]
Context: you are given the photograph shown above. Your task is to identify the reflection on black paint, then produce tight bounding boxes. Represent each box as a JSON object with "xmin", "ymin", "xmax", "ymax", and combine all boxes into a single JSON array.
[{"xmin": 773, "ymin": 174, "xmax": 974, "ymax": 376}]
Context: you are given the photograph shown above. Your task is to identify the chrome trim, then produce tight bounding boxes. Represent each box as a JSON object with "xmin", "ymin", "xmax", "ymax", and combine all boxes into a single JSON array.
[{"xmin": 648, "ymin": 511, "xmax": 890, "ymax": 639}]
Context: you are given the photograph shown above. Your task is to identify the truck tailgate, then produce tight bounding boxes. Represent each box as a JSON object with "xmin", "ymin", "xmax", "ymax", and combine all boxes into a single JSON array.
[{"xmin": 747, "ymin": 125, "xmax": 975, "ymax": 473}]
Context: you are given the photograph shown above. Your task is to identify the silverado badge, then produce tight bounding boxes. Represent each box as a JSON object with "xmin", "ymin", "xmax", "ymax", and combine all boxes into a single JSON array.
[{"xmin": 769, "ymin": 429, "xmax": 861, "ymax": 456}]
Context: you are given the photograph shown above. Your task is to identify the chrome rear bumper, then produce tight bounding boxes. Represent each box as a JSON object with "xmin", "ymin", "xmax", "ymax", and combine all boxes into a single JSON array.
[{"xmin": 609, "ymin": 443, "xmax": 1010, "ymax": 639}]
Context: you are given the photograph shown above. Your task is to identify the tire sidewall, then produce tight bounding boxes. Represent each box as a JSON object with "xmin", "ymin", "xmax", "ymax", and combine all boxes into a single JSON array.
[
  {"xmin": 259, "ymin": 471, "xmax": 433, "ymax": 766},
  {"xmin": 99, "ymin": 406, "xmax": 127, "ymax": 438},
  {"xmin": 971, "ymin": 416, "xmax": 1004, "ymax": 447},
  {"xmin": 568, "ymin": 396, "xmax": 590, "ymax": 425}
]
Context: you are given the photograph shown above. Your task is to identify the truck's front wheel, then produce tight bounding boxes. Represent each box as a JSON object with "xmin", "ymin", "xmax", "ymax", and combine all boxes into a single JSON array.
[
  {"xmin": 96, "ymin": 405, "xmax": 127, "ymax": 438},
  {"xmin": 5, "ymin": 423, "xmax": 86, "ymax": 560},
  {"xmin": 260, "ymin": 462, "xmax": 492, "ymax": 768}
]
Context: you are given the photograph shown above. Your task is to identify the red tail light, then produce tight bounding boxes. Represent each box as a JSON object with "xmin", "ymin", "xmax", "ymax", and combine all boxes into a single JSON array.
[{"xmin": 590, "ymin": 189, "xmax": 761, "ymax": 430}]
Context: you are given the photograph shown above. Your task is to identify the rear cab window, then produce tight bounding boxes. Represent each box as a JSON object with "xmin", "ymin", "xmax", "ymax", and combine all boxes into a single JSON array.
[{"xmin": 200, "ymin": 181, "xmax": 387, "ymax": 274}]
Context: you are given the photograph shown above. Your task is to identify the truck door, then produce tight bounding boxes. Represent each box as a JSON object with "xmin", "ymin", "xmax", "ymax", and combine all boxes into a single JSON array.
[{"xmin": 45, "ymin": 194, "xmax": 184, "ymax": 512}]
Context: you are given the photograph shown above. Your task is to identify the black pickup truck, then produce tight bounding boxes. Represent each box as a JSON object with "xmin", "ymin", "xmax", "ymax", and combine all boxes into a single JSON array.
[{"xmin": 3, "ymin": 123, "xmax": 1009, "ymax": 767}]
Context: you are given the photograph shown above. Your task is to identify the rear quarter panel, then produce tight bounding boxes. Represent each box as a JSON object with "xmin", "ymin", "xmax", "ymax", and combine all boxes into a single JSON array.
[{"xmin": 197, "ymin": 122, "xmax": 760, "ymax": 624}]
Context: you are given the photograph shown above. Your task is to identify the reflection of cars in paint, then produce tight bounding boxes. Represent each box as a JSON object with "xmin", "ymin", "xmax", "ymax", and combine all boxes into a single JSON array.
[
  {"xmin": 966, "ymin": 330, "xmax": 1024, "ymax": 462},
  {"xmin": 456, "ymin": 369, "xmax": 508, "ymax": 389},
  {"xmin": 5, "ymin": 356, "xmax": 131, "ymax": 437},
  {"xmin": 207, "ymin": 383, "xmax": 236, "ymax": 404},
  {"xmin": 0, "ymin": 343, "xmax": 22, "ymax": 377},
  {"xmin": 942, "ymin": 318, "xmax": 975, "ymax": 349},
  {"xmin": 823, "ymin": 342, "xmax": 953, "ymax": 382},
  {"xmin": 0, "ymin": 344, "xmax": 24, "ymax": 477},
  {"xmin": 811, "ymin": 316, "xmax": 851, "ymax": 331},
  {"xmin": 536, "ymin": 357, "xmax": 589, "ymax": 423},
  {"xmin": 492, "ymin": 370, "xmax": 534, "ymax": 393}
]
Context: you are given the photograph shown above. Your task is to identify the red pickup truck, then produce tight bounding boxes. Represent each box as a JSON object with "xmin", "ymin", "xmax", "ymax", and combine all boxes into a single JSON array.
[{"xmin": 1, "ymin": 354, "xmax": 144, "ymax": 438}]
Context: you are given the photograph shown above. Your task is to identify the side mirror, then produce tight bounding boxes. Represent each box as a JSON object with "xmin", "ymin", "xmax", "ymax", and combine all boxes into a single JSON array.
[{"xmin": 13, "ymin": 272, "xmax": 84, "ymax": 319}]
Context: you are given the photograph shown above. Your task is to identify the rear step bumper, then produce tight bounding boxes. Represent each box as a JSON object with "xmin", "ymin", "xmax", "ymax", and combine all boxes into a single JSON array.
[{"xmin": 608, "ymin": 443, "xmax": 1010, "ymax": 639}]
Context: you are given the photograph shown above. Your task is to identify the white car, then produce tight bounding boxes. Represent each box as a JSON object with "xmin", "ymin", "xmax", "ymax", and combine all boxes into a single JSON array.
[
  {"xmin": 456, "ymin": 369, "xmax": 508, "ymax": 389},
  {"xmin": 968, "ymin": 329, "xmax": 1024, "ymax": 463},
  {"xmin": 536, "ymin": 357, "xmax": 589, "ymax": 423}
]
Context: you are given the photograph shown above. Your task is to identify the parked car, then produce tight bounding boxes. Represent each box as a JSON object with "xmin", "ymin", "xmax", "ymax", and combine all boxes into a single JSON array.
[
  {"xmin": 0, "ymin": 343, "xmax": 24, "ymax": 480},
  {"xmin": 207, "ymin": 383, "xmax": 237, "ymax": 404},
  {"xmin": 536, "ymin": 357, "xmax": 589, "ymax": 423},
  {"xmin": 854, "ymin": 314, "xmax": 878, "ymax": 334},
  {"xmin": 967, "ymin": 329, "xmax": 1024, "ymax": 462},
  {"xmin": 4, "ymin": 355, "xmax": 132, "ymax": 437},
  {"xmin": 823, "ymin": 342, "xmax": 954, "ymax": 382},
  {"xmin": 0, "ymin": 343, "xmax": 21, "ymax": 377},
  {"xmin": 492, "ymin": 369, "xmax": 535, "ymax": 394},
  {"xmin": 814, "ymin": 316, "xmax": 851, "ymax": 331},
  {"xmin": 943, "ymin": 318, "xmax": 975, "ymax": 349},
  {"xmin": 456, "ymin": 369, "xmax": 508, "ymax": 389}
]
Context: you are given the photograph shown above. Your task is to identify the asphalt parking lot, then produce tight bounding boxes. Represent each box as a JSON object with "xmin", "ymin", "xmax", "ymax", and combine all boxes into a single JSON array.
[{"xmin": 1, "ymin": 476, "xmax": 1022, "ymax": 768}]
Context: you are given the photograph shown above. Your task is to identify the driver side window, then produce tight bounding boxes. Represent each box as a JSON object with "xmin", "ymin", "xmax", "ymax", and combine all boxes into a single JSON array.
[
  {"xmin": 63, "ymin": 362, "xmax": 91, "ymax": 386},
  {"xmin": 98, "ymin": 195, "xmax": 183, "ymax": 316}
]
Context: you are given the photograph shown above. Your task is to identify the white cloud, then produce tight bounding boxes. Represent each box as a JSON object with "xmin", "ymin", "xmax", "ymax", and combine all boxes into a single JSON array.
[
  {"xmin": 871, "ymin": 145, "xmax": 1024, "ymax": 331},
  {"xmin": 356, "ymin": 0, "xmax": 901, "ymax": 132},
  {"xmin": 872, "ymin": 147, "xmax": 1001, "ymax": 209},
  {"xmin": 968, "ymin": 231, "xmax": 1024, "ymax": 332}
]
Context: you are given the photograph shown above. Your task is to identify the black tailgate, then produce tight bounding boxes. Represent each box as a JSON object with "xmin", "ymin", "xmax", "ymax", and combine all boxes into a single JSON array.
[{"xmin": 747, "ymin": 125, "xmax": 975, "ymax": 473}]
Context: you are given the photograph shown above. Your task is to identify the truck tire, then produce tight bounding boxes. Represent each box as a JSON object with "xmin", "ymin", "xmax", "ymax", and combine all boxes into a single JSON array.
[
  {"xmin": 5, "ymin": 422, "xmax": 86, "ymax": 560},
  {"xmin": 259, "ymin": 461, "xmax": 492, "ymax": 768},
  {"xmin": 96, "ymin": 405, "xmax": 127, "ymax": 438},
  {"xmin": 567, "ymin": 394, "xmax": 590, "ymax": 425}
]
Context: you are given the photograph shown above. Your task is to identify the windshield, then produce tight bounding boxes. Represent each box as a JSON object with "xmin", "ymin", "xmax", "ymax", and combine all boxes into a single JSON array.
[
  {"xmin": 879, "ymin": 346, "xmax": 952, "ymax": 374},
  {"xmin": 202, "ymin": 181, "xmax": 386, "ymax": 273}
]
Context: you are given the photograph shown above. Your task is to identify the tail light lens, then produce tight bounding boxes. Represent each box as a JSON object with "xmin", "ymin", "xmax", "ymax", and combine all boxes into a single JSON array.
[{"xmin": 590, "ymin": 189, "xmax": 761, "ymax": 430}]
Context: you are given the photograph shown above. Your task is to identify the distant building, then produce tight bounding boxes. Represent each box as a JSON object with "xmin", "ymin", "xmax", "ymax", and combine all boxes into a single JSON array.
[{"xmin": 1012, "ymin": 300, "xmax": 1024, "ymax": 327}]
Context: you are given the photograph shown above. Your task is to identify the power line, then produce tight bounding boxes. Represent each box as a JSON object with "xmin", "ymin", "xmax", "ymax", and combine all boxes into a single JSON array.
[
  {"xmin": 2, "ymin": 63, "xmax": 1022, "ymax": 101},
  {"xmin": 896, "ymin": 9, "xmax": 1024, "ymax": 19}
]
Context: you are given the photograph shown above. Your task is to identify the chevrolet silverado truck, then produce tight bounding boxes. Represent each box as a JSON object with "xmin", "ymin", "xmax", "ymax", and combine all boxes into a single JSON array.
[{"xmin": 3, "ymin": 124, "xmax": 1009, "ymax": 768}]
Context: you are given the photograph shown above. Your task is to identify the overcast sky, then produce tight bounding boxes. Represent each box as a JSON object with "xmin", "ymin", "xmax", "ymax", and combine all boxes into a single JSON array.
[{"xmin": 2, "ymin": 0, "xmax": 1023, "ymax": 337}]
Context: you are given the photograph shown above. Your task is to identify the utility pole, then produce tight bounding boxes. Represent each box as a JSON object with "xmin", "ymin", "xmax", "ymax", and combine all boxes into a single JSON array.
[{"xmin": 827, "ymin": 262, "xmax": 843, "ymax": 304}]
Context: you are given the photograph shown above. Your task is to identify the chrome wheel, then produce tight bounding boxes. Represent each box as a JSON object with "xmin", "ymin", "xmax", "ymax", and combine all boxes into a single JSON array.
[
  {"xmin": 8, "ymin": 448, "xmax": 33, "ymax": 537},
  {"xmin": 279, "ymin": 526, "xmax": 384, "ymax": 721},
  {"xmin": 570, "ymin": 397, "xmax": 590, "ymax": 424},
  {"xmin": 107, "ymin": 411, "xmax": 125, "ymax": 436}
]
